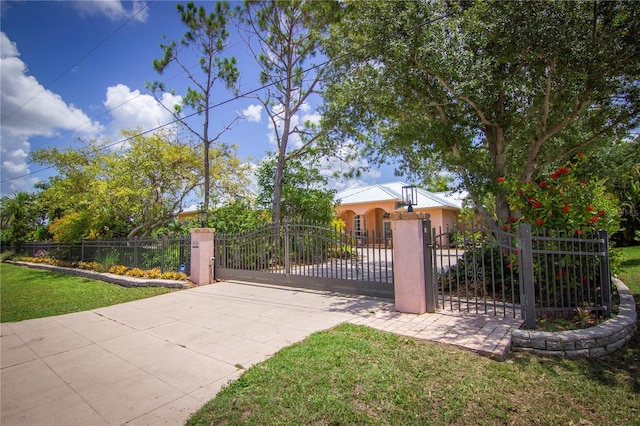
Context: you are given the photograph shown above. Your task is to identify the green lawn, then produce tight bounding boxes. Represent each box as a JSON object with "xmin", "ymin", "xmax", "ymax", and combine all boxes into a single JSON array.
[
  {"xmin": 619, "ymin": 245, "xmax": 640, "ymax": 295},
  {"xmin": 0, "ymin": 263, "xmax": 173, "ymax": 322},
  {"xmin": 187, "ymin": 246, "xmax": 640, "ymax": 426}
]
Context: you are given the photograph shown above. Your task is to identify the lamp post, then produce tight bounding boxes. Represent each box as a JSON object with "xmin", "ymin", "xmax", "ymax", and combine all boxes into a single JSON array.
[
  {"xmin": 198, "ymin": 207, "xmax": 208, "ymax": 228},
  {"xmin": 402, "ymin": 185, "xmax": 417, "ymax": 212}
]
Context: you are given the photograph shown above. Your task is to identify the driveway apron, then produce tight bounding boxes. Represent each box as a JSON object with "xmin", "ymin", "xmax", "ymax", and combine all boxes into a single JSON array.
[{"xmin": 1, "ymin": 280, "xmax": 522, "ymax": 425}]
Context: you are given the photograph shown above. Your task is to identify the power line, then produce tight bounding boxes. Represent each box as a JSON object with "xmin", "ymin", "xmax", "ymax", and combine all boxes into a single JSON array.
[
  {"xmin": 24, "ymin": 36, "xmax": 249, "ymax": 153},
  {"xmin": 0, "ymin": 1, "xmax": 152, "ymax": 124},
  {"xmin": 1, "ymin": 5, "xmax": 463, "ymax": 185}
]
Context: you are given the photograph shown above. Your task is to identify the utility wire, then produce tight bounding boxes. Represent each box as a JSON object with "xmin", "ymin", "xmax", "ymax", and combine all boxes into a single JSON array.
[
  {"xmin": 0, "ymin": 1, "xmax": 152, "ymax": 123},
  {"xmin": 24, "ymin": 33, "xmax": 249, "ymax": 153},
  {"xmin": 1, "ymin": 5, "xmax": 463, "ymax": 185}
]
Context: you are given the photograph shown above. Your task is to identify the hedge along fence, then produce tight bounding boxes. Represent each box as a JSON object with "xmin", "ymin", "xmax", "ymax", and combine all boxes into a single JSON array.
[{"xmin": 18, "ymin": 236, "xmax": 191, "ymax": 273}]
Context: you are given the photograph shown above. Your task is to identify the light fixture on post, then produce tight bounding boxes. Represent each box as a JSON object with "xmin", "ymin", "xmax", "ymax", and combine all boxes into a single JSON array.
[{"xmin": 402, "ymin": 185, "xmax": 417, "ymax": 212}]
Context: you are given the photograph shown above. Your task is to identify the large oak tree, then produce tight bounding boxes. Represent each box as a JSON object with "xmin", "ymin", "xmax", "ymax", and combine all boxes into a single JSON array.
[{"xmin": 323, "ymin": 1, "xmax": 640, "ymax": 227}]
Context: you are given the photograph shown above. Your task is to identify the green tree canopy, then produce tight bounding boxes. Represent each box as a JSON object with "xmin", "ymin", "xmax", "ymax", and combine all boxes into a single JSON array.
[
  {"xmin": 31, "ymin": 128, "xmax": 247, "ymax": 241},
  {"xmin": 323, "ymin": 0, "xmax": 640, "ymax": 227},
  {"xmin": 256, "ymin": 156, "xmax": 337, "ymax": 226},
  {"xmin": 0, "ymin": 192, "xmax": 37, "ymax": 249}
]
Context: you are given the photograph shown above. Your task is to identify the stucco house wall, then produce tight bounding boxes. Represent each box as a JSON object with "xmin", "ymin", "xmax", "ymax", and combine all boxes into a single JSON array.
[{"xmin": 335, "ymin": 182, "xmax": 465, "ymax": 239}]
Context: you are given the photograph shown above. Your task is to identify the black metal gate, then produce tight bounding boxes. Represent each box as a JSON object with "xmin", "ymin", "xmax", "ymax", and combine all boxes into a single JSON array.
[{"xmin": 214, "ymin": 221, "xmax": 394, "ymax": 299}]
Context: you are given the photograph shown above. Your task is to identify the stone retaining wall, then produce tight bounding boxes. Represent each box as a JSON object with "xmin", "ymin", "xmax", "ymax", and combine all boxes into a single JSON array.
[
  {"xmin": 8, "ymin": 261, "xmax": 190, "ymax": 289},
  {"xmin": 511, "ymin": 278, "xmax": 637, "ymax": 358}
]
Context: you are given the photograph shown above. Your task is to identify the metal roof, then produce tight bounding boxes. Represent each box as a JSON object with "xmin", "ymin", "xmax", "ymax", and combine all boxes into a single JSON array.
[{"xmin": 336, "ymin": 181, "xmax": 465, "ymax": 210}]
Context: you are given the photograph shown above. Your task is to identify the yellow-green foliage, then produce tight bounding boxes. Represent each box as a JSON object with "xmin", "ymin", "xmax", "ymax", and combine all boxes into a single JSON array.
[
  {"xmin": 145, "ymin": 268, "xmax": 162, "ymax": 279},
  {"xmin": 108, "ymin": 265, "xmax": 129, "ymax": 275},
  {"xmin": 19, "ymin": 256, "xmax": 77, "ymax": 268},
  {"xmin": 78, "ymin": 261, "xmax": 101, "ymax": 271},
  {"xmin": 16, "ymin": 256, "xmax": 187, "ymax": 281},
  {"xmin": 161, "ymin": 271, "xmax": 188, "ymax": 280},
  {"xmin": 125, "ymin": 268, "xmax": 146, "ymax": 278}
]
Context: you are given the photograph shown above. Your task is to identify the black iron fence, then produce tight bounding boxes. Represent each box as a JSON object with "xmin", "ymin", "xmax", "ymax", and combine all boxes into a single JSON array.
[
  {"xmin": 18, "ymin": 237, "xmax": 190, "ymax": 273},
  {"xmin": 431, "ymin": 222, "xmax": 611, "ymax": 329}
]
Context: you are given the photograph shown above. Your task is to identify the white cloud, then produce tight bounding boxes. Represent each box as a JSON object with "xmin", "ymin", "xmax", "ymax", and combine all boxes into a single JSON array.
[
  {"xmin": 70, "ymin": 0, "xmax": 148, "ymax": 22},
  {"xmin": 240, "ymin": 104, "xmax": 263, "ymax": 123},
  {"xmin": 103, "ymin": 84, "xmax": 181, "ymax": 142},
  {"xmin": 0, "ymin": 32, "xmax": 104, "ymax": 195},
  {"xmin": 266, "ymin": 102, "xmax": 319, "ymax": 151},
  {"xmin": 315, "ymin": 143, "xmax": 382, "ymax": 192}
]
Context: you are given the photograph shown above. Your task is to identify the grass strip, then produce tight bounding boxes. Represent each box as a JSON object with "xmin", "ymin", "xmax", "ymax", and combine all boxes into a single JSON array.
[
  {"xmin": 0, "ymin": 263, "xmax": 173, "ymax": 322},
  {"xmin": 188, "ymin": 323, "xmax": 639, "ymax": 426}
]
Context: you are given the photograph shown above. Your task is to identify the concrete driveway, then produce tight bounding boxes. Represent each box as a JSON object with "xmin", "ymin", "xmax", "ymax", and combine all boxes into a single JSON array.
[{"xmin": 1, "ymin": 281, "xmax": 392, "ymax": 426}]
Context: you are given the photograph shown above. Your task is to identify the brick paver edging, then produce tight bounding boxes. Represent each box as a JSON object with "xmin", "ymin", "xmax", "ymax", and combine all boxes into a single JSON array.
[
  {"xmin": 511, "ymin": 278, "xmax": 637, "ymax": 358},
  {"xmin": 6, "ymin": 260, "xmax": 190, "ymax": 289}
]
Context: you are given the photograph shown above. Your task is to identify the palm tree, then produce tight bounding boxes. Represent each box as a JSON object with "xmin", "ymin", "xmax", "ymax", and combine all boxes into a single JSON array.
[{"xmin": 1, "ymin": 192, "xmax": 35, "ymax": 250}]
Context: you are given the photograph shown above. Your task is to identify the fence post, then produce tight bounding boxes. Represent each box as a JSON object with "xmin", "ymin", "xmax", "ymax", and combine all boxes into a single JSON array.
[
  {"xmin": 391, "ymin": 212, "xmax": 431, "ymax": 314},
  {"xmin": 423, "ymin": 218, "xmax": 436, "ymax": 313},
  {"xmin": 598, "ymin": 230, "xmax": 612, "ymax": 317},
  {"xmin": 133, "ymin": 238, "xmax": 139, "ymax": 269},
  {"xmin": 284, "ymin": 219, "xmax": 291, "ymax": 275},
  {"xmin": 517, "ymin": 224, "xmax": 536, "ymax": 329}
]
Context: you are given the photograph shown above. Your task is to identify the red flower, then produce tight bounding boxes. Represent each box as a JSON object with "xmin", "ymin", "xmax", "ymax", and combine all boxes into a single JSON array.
[
  {"xmin": 590, "ymin": 216, "xmax": 600, "ymax": 223},
  {"xmin": 497, "ymin": 176, "xmax": 505, "ymax": 183},
  {"xmin": 551, "ymin": 167, "xmax": 570, "ymax": 179},
  {"xmin": 586, "ymin": 205, "xmax": 595, "ymax": 211},
  {"xmin": 576, "ymin": 229, "xmax": 585, "ymax": 235},
  {"xmin": 533, "ymin": 201, "xmax": 542, "ymax": 208},
  {"xmin": 535, "ymin": 219, "xmax": 545, "ymax": 226},
  {"xmin": 508, "ymin": 216, "xmax": 518, "ymax": 223},
  {"xmin": 507, "ymin": 263, "xmax": 513, "ymax": 270},
  {"xmin": 577, "ymin": 152, "xmax": 584, "ymax": 157},
  {"xmin": 598, "ymin": 210, "xmax": 606, "ymax": 216},
  {"xmin": 562, "ymin": 204, "xmax": 570, "ymax": 214},
  {"xmin": 540, "ymin": 181, "xmax": 548, "ymax": 188},
  {"xmin": 502, "ymin": 225, "xmax": 510, "ymax": 231}
]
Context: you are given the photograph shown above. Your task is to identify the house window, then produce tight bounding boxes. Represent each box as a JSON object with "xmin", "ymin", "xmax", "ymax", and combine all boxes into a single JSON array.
[
  {"xmin": 383, "ymin": 220, "xmax": 392, "ymax": 239},
  {"xmin": 354, "ymin": 215, "xmax": 365, "ymax": 235}
]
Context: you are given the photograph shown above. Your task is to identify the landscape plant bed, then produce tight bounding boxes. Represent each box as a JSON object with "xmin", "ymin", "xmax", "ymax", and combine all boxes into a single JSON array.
[{"xmin": 9, "ymin": 254, "xmax": 189, "ymax": 282}]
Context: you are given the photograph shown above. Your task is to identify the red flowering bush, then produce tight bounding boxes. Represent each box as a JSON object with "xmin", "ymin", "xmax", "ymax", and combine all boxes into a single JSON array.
[{"xmin": 498, "ymin": 154, "xmax": 619, "ymax": 235}]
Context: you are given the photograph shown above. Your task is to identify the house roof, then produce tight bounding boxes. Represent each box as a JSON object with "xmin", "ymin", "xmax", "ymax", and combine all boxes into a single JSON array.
[{"xmin": 336, "ymin": 181, "xmax": 465, "ymax": 210}]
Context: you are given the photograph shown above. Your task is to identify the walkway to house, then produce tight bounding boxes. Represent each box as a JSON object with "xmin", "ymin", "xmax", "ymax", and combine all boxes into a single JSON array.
[{"xmin": 1, "ymin": 280, "xmax": 523, "ymax": 426}]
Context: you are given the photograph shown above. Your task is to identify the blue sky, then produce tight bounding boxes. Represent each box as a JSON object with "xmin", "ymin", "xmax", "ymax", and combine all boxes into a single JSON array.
[{"xmin": 0, "ymin": 0, "xmax": 396, "ymax": 199}]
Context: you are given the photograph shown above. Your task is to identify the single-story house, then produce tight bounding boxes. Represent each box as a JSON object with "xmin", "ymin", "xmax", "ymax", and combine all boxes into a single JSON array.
[
  {"xmin": 335, "ymin": 181, "xmax": 465, "ymax": 239},
  {"xmin": 177, "ymin": 205, "xmax": 199, "ymax": 222}
]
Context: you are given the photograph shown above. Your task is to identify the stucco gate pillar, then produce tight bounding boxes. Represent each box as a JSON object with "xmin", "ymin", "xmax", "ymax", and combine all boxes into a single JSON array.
[
  {"xmin": 390, "ymin": 212, "xmax": 435, "ymax": 314},
  {"xmin": 189, "ymin": 228, "xmax": 215, "ymax": 285}
]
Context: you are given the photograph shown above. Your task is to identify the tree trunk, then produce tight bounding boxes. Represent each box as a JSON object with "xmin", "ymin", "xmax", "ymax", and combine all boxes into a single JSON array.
[
  {"xmin": 487, "ymin": 126, "xmax": 510, "ymax": 222},
  {"xmin": 272, "ymin": 120, "xmax": 291, "ymax": 225},
  {"xmin": 203, "ymin": 139, "xmax": 210, "ymax": 224}
]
